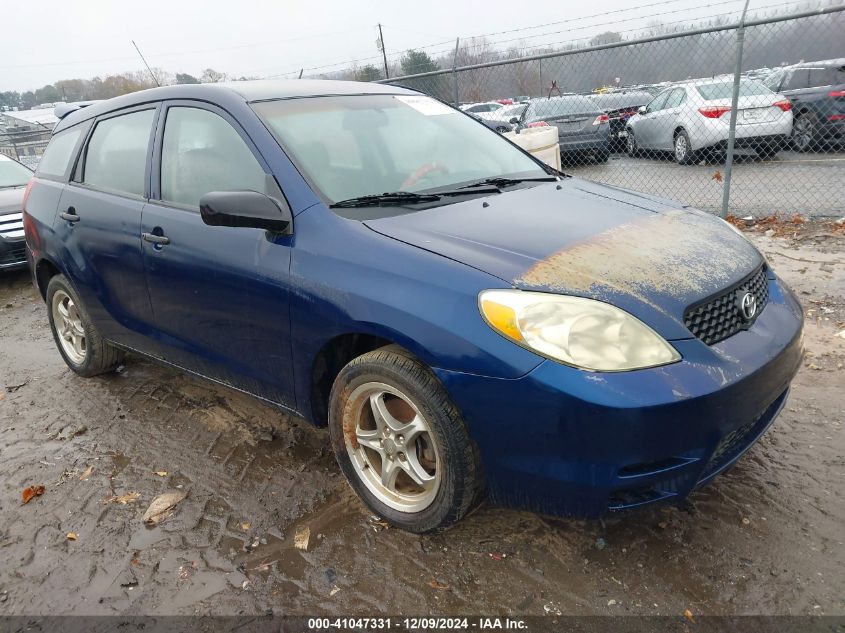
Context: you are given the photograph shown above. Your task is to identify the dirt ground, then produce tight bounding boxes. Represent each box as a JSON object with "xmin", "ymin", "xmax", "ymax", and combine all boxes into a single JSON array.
[{"xmin": 0, "ymin": 220, "xmax": 843, "ymax": 618}]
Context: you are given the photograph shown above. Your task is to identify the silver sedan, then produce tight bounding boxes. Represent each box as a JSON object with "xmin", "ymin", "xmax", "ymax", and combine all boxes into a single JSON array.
[{"xmin": 625, "ymin": 79, "xmax": 793, "ymax": 163}]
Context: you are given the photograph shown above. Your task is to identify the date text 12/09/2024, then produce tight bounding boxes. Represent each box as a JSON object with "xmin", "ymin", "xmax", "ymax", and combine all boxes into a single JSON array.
[{"xmin": 307, "ymin": 617, "xmax": 528, "ymax": 630}]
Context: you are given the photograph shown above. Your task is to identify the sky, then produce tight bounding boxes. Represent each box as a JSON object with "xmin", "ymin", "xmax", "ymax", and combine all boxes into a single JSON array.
[{"xmin": 0, "ymin": 0, "xmax": 811, "ymax": 92}]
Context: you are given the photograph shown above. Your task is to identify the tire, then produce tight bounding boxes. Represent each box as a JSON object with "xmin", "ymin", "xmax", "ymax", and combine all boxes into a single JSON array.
[
  {"xmin": 673, "ymin": 129, "xmax": 695, "ymax": 165},
  {"xmin": 790, "ymin": 113, "xmax": 816, "ymax": 152},
  {"xmin": 328, "ymin": 345, "xmax": 481, "ymax": 533},
  {"xmin": 593, "ymin": 149, "xmax": 610, "ymax": 163},
  {"xmin": 46, "ymin": 274, "xmax": 125, "ymax": 377},
  {"xmin": 626, "ymin": 130, "xmax": 638, "ymax": 157}
]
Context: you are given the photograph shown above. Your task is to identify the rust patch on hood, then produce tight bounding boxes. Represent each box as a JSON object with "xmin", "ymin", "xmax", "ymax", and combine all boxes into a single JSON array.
[{"xmin": 516, "ymin": 210, "xmax": 762, "ymax": 305}]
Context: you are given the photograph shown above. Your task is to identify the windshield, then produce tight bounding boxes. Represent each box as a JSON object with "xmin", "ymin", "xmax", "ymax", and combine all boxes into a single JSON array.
[
  {"xmin": 253, "ymin": 94, "xmax": 546, "ymax": 205},
  {"xmin": 696, "ymin": 80, "xmax": 773, "ymax": 100},
  {"xmin": 0, "ymin": 156, "xmax": 33, "ymax": 188}
]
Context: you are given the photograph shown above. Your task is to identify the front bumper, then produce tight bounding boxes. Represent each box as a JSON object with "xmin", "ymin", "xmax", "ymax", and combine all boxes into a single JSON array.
[{"xmin": 434, "ymin": 274, "xmax": 803, "ymax": 517}]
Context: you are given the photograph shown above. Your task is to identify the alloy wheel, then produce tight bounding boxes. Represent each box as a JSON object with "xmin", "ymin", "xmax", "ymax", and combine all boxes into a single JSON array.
[
  {"xmin": 674, "ymin": 134, "xmax": 688, "ymax": 162},
  {"xmin": 791, "ymin": 116, "xmax": 813, "ymax": 151},
  {"xmin": 343, "ymin": 381, "xmax": 441, "ymax": 512},
  {"xmin": 51, "ymin": 289, "xmax": 86, "ymax": 364}
]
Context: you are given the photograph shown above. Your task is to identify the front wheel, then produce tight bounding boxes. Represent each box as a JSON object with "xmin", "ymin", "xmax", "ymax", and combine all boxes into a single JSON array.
[
  {"xmin": 626, "ymin": 130, "xmax": 638, "ymax": 157},
  {"xmin": 46, "ymin": 274, "xmax": 125, "ymax": 377},
  {"xmin": 674, "ymin": 130, "xmax": 695, "ymax": 165},
  {"xmin": 328, "ymin": 345, "xmax": 481, "ymax": 533}
]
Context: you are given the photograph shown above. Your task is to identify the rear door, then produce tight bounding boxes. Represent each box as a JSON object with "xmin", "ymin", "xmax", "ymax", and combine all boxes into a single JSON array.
[
  {"xmin": 140, "ymin": 101, "xmax": 296, "ymax": 407},
  {"xmin": 651, "ymin": 88, "xmax": 686, "ymax": 150},
  {"xmin": 56, "ymin": 105, "xmax": 158, "ymax": 347}
]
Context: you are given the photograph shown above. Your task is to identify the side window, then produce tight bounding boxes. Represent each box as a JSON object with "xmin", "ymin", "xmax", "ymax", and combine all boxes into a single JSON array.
[
  {"xmin": 161, "ymin": 107, "xmax": 266, "ymax": 208},
  {"xmin": 36, "ymin": 127, "xmax": 83, "ymax": 179},
  {"xmin": 83, "ymin": 109, "xmax": 155, "ymax": 197},
  {"xmin": 664, "ymin": 89, "xmax": 685, "ymax": 109},
  {"xmin": 808, "ymin": 68, "xmax": 839, "ymax": 88},
  {"xmin": 784, "ymin": 69, "xmax": 810, "ymax": 91},
  {"xmin": 646, "ymin": 91, "xmax": 670, "ymax": 113}
]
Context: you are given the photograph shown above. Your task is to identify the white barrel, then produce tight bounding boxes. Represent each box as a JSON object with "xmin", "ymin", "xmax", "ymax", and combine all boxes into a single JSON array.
[{"xmin": 503, "ymin": 127, "xmax": 561, "ymax": 171}]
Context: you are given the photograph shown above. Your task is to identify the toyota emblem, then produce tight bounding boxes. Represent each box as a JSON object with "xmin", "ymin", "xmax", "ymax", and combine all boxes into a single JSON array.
[{"xmin": 740, "ymin": 292, "xmax": 757, "ymax": 320}]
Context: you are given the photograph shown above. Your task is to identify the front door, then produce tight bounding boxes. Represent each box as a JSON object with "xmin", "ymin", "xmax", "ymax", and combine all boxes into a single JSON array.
[{"xmin": 141, "ymin": 102, "xmax": 296, "ymax": 408}]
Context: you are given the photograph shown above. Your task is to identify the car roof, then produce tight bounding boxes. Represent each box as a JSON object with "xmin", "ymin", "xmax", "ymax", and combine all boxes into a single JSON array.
[
  {"xmin": 54, "ymin": 79, "xmax": 418, "ymax": 132},
  {"xmin": 790, "ymin": 57, "xmax": 845, "ymax": 70}
]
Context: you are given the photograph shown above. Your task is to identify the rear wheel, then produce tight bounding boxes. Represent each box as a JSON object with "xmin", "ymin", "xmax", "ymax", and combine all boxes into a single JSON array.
[
  {"xmin": 328, "ymin": 345, "xmax": 481, "ymax": 533},
  {"xmin": 791, "ymin": 114, "xmax": 816, "ymax": 152},
  {"xmin": 46, "ymin": 275, "xmax": 125, "ymax": 377},
  {"xmin": 674, "ymin": 129, "xmax": 695, "ymax": 165},
  {"xmin": 593, "ymin": 149, "xmax": 610, "ymax": 163}
]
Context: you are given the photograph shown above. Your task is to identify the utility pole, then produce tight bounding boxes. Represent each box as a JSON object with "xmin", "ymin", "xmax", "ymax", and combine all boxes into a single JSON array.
[
  {"xmin": 720, "ymin": 0, "xmax": 751, "ymax": 218},
  {"xmin": 378, "ymin": 24, "xmax": 389, "ymax": 79},
  {"xmin": 131, "ymin": 40, "xmax": 160, "ymax": 87}
]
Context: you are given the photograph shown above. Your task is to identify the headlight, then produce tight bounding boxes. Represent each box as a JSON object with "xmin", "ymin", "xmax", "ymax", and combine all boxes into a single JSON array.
[{"xmin": 479, "ymin": 289, "xmax": 681, "ymax": 372}]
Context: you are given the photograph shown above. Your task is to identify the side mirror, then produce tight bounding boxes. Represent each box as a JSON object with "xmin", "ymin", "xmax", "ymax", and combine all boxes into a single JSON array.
[
  {"xmin": 638, "ymin": 106, "xmax": 647, "ymax": 115},
  {"xmin": 509, "ymin": 117, "xmax": 520, "ymax": 124},
  {"xmin": 199, "ymin": 190, "xmax": 292, "ymax": 234}
]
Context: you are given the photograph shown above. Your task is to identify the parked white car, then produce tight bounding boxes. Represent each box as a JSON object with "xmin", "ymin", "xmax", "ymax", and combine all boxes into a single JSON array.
[
  {"xmin": 625, "ymin": 79, "xmax": 793, "ymax": 163},
  {"xmin": 459, "ymin": 101, "xmax": 505, "ymax": 118},
  {"xmin": 484, "ymin": 103, "xmax": 527, "ymax": 125}
]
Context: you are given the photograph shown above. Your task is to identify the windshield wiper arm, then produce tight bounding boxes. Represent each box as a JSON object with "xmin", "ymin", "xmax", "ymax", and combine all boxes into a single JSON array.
[
  {"xmin": 457, "ymin": 176, "xmax": 558, "ymax": 190},
  {"xmin": 330, "ymin": 191, "xmax": 441, "ymax": 208},
  {"xmin": 330, "ymin": 186, "xmax": 502, "ymax": 208}
]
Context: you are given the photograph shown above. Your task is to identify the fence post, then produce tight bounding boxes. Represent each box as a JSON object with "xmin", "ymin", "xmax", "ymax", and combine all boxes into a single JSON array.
[
  {"xmin": 452, "ymin": 38, "xmax": 460, "ymax": 107},
  {"xmin": 720, "ymin": 0, "xmax": 751, "ymax": 219}
]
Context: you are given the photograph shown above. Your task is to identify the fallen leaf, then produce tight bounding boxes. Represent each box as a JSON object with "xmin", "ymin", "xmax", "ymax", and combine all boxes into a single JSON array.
[
  {"xmin": 711, "ymin": 170, "xmax": 723, "ymax": 182},
  {"xmin": 153, "ymin": 471, "xmax": 168, "ymax": 477},
  {"xmin": 835, "ymin": 330, "xmax": 845, "ymax": 340},
  {"xmin": 607, "ymin": 599, "xmax": 617, "ymax": 606},
  {"xmin": 22, "ymin": 485, "xmax": 45, "ymax": 504},
  {"xmin": 66, "ymin": 532, "xmax": 77, "ymax": 541},
  {"xmin": 142, "ymin": 490, "xmax": 186, "ymax": 526},
  {"xmin": 489, "ymin": 552, "xmax": 505, "ymax": 560},
  {"xmin": 427, "ymin": 579, "xmax": 450, "ymax": 590},
  {"xmin": 741, "ymin": 517, "xmax": 751, "ymax": 525},
  {"xmin": 329, "ymin": 585, "xmax": 341, "ymax": 596},
  {"xmin": 241, "ymin": 522, "xmax": 251, "ymax": 531},
  {"xmin": 0, "ymin": 392, "xmax": 5, "ymax": 401},
  {"xmin": 684, "ymin": 608, "xmax": 695, "ymax": 623},
  {"xmin": 79, "ymin": 466, "xmax": 94, "ymax": 481},
  {"xmin": 107, "ymin": 492, "xmax": 141, "ymax": 505},
  {"xmin": 294, "ymin": 525, "xmax": 311, "ymax": 551}
]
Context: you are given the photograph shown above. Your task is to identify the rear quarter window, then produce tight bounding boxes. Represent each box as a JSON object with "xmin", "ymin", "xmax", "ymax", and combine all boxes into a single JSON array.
[{"xmin": 36, "ymin": 127, "xmax": 84, "ymax": 179}]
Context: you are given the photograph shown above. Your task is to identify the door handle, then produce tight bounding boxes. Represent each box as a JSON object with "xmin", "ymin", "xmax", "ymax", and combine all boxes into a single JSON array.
[
  {"xmin": 60, "ymin": 207, "xmax": 80, "ymax": 223},
  {"xmin": 142, "ymin": 232, "xmax": 170, "ymax": 245}
]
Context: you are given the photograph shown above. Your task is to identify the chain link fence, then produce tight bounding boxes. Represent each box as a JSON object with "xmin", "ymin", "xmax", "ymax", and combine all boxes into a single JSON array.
[
  {"xmin": 0, "ymin": 127, "xmax": 52, "ymax": 170},
  {"xmin": 377, "ymin": 5, "xmax": 845, "ymax": 218}
]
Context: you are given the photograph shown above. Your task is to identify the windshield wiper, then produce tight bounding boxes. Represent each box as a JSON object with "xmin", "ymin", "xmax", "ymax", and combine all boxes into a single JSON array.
[
  {"xmin": 457, "ymin": 176, "xmax": 558, "ymax": 190},
  {"xmin": 331, "ymin": 191, "xmax": 442, "ymax": 208},
  {"xmin": 330, "ymin": 186, "xmax": 501, "ymax": 209}
]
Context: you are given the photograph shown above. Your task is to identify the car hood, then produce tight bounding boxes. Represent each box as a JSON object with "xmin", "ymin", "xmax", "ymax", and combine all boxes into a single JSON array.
[
  {"xmin": 364, "ymin": 178, "xmax": 763, "ymax": 340},
  {"xmin": 0, "ymin": 186, "xmax": 25, "ymax": 216}
]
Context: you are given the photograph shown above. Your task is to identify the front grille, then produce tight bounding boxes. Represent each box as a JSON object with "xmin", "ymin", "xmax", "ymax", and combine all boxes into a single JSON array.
[
  {"xmin": 0, "ymin": 212, "xmax": 24, "ymax": 239},
  {"xmin": 684, "ymin": 266, "xmax": 769, "ymax": 345}
]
